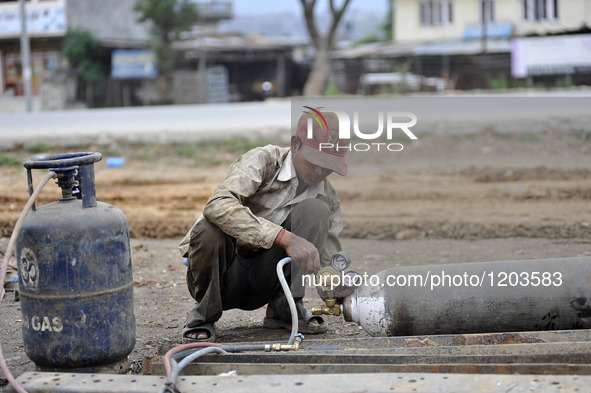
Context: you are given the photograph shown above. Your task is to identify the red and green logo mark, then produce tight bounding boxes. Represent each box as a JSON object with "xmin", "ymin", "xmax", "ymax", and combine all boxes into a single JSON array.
[{"xmin": 302, "ymin": 106, "xmax": 328, "ymax": 132}]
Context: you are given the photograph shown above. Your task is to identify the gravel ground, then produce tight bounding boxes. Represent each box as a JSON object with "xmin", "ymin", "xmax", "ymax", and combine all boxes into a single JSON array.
[{"xmin": 1, "ymin": 126, "xmax": 591, "ymax": 389}]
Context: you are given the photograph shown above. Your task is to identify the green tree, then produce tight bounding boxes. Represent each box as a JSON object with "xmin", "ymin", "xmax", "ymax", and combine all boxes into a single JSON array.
[
  {"xmin": 62, "ymin": 28, "xmax": 108, "ymax": 107},
  {"xmin": 133, "ymin": 0, "xmax": 199, "ymax": 81},
  {"xmin": 62, "ymin": 28, "xmax": 106, "ymax": 84},
  {"xmin": 383, "ymin": 0, "xmax": 394, "ymax": 41}
]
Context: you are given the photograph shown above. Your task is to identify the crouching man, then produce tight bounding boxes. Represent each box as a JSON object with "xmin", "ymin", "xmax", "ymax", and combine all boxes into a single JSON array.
[{"xmin": 179, "ymin": 110, "xmax": 348, "ymax": 342}]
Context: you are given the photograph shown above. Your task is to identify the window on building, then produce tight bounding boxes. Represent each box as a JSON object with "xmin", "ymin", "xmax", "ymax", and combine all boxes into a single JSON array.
[
  {"xmin": 479, "ymin": 0, "xmax": 495, "ymax": 23},
  {"xmin": 522, "ymin": 0, "xmax": 559, "ymax": 21},
  {"xmin": 419, "ymin": 1, "xmax": 454, "ymax": 26}
]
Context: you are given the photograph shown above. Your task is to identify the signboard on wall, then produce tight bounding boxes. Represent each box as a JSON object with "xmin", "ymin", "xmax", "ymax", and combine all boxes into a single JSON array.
[
  {"xmin": 0, "ymin": 6, "xmax": 66, "ymax": 36},
  {"xmin": 111, "ymin": 50, "xmax": 158, "ymax": 79},
  {"xmin": 512, "ymin": 34, "xmax": 591, "ymax": 77},
  {"xmin": 463, "ymin": 22, "xmax": 513, "ymax": 40}
]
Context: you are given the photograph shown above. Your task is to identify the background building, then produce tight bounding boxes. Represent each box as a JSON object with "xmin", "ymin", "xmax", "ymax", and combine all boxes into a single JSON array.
[
  {"xmin": 333, "ymin": 0, "xmax": 591, "ymax": 93},
  {"xmin": 0, "ymin": 0, "xmax": 69, "ymax": 96},
  {"xmin": 0, "ymin": 0, "xmax": 152, "ymax": 103},
  {"xmin": 394, "ymin": 0, "xmax": 590, "ymax": 42},
  {"xmin": 0, "ymin": 0, "xmax": 307, "ymax": 108}
]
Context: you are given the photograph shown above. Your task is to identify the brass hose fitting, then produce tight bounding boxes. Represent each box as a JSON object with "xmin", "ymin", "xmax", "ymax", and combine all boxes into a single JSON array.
[
  {"xmin": 312, "ymin": 298, "xmax": 341, "ymax": 316},
  {"xmin": 267, "ymin": 333, "xmax": 303, "ymax": 351}
]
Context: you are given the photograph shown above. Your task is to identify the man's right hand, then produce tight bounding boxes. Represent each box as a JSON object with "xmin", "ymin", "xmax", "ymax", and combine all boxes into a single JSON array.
[{"xmin": 275, "ymin": 229, "xmax": 320, "ymax": 274}]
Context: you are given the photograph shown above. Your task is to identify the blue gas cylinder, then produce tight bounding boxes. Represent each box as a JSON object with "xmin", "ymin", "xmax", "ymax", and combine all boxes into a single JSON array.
[{"xmin": 15, "ymin": 152, "xmax": 136, "ymax": 368}]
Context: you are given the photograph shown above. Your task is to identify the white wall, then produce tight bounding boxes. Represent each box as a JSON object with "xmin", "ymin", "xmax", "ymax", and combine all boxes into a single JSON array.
[
  {"xmin": 514, "ymin": 0, "xmax": 587, "ymax": 36},
  {"xmin": 395, "ymin": 0, "xmax": 590, "ymax": 42},
  {"xmin": 395, "ymin": 0, "xmax": 477, "ymax": 42}
]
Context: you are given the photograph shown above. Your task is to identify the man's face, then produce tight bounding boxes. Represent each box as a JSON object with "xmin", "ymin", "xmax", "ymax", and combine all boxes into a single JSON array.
[{"xmin": 291, "ymin": 136, "xmax": 333, "ymax": 187}]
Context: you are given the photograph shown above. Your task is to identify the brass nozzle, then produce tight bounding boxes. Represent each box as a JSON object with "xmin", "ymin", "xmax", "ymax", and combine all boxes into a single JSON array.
[
  {"xmin": 311, "ymin": 304, "xmax": 341, "ymax": 316},
  {"xmin": 270, "ymin": 343, "xmax": 298, "ymax": 351},
  {"xmin": 268, "ymin": 333, "xmax": 303, "ymax": 351}
]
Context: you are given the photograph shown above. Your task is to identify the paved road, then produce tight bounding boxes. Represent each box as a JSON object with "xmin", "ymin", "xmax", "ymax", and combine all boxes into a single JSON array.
[
  {"xmin": 1, "ymin": 92, "xmax": 590, "ymax": 150},
  {"xmin": 0, "ymin": 100, "xmax": 292, "ymax": 150}
]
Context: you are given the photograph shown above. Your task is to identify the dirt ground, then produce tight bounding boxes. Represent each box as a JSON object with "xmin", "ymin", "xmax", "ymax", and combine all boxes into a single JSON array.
[{"xmin": 1, "ymin": 129, "xmax": 591, "ymax": 384}]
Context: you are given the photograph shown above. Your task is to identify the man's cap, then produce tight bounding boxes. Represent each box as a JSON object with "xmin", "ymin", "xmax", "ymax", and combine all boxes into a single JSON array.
[{"xmin": 295, "ymin": 109, "xmax": 348, "ymax": 176}]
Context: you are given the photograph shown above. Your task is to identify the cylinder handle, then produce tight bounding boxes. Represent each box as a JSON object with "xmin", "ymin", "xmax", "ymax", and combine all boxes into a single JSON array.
[{"xmin": 23, "ymin": 152, "xmax": 102, "ymax": 209}]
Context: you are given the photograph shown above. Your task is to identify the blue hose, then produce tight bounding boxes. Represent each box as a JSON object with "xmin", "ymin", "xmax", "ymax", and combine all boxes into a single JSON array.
[{"xmin": 161, "ymin": 257, "xmax": 301, "ymax": 393}]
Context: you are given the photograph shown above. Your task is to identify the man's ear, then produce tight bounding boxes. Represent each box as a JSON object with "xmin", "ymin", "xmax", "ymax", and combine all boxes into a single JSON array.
[{"xmin": 290, "ymin": 135, "xmax": 299, "ymax": 152}]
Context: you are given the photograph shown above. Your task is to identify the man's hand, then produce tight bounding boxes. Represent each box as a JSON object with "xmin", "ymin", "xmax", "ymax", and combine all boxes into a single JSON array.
[{"xmin": 275, "ymin": 229, "xmax": 320, "ymax": 273}]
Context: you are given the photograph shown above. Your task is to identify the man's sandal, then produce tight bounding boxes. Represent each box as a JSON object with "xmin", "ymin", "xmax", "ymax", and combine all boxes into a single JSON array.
[
  {"xmin": 263, "ymin": 311, "xmax": 328, "ymax": 334},
  {"xmin": 182, "ymin": 322, "xmax": 216, "ymax": 343}
]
